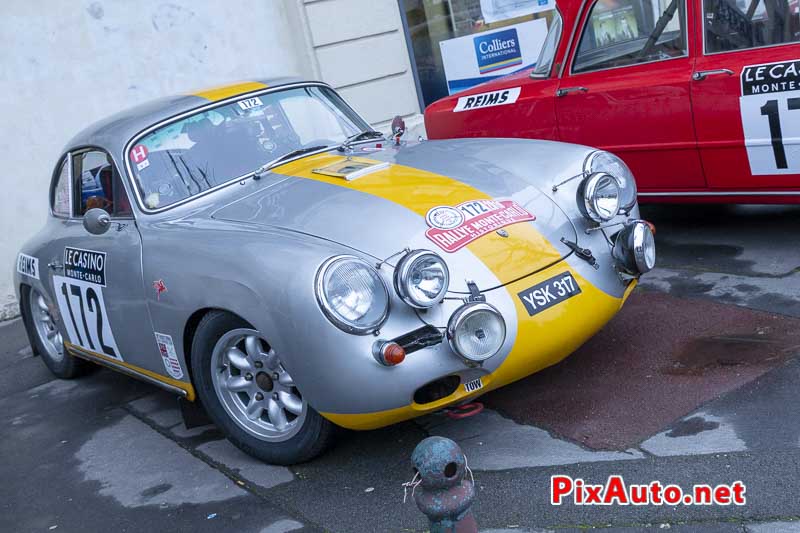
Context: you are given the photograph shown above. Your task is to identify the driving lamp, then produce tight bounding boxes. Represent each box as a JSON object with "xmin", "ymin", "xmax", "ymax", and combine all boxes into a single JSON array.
[
  {"xmin": 394, "ymin": 250, "xmax": 450, "ymax": 308},
  {"xmin": 585, "ymin": 151, "xmax": 637, "ymax": 213},
  {"xmin": 447, "ymin": 303, "xmax": 506, "ymax": 363},
  {"xmin": 315, "ymin": 255, "xmax": 389, "ymax": 334},
  {"xmin": 612, "ymin": 220, "xmax": 656, "ymax": 275},
  {"xmin": 577, "ymin": 172, "xmax": 621, "ymax": 222}
]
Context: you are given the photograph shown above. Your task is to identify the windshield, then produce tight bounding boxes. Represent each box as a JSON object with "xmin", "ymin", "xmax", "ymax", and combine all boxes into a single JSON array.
[
  {"xmin": 128, "ymin": 85, "xmax": 369, "ymax": 210},
  {"xmin": 532, "ymin": 10, "xmax": 563, "ymax": 77}
]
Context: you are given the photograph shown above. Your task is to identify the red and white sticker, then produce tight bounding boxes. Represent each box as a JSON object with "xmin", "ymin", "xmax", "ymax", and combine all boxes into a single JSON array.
[
  {"xmin": 155, "ymin": 332, "xmax": 183, "ymax": 380},
  {"xmin": 130, "ymin": 145, "xmax": 150, "ymax": 171},
  {"xmin": 425, "ymin": 199, "xmax": 535, "ymax": 253}
]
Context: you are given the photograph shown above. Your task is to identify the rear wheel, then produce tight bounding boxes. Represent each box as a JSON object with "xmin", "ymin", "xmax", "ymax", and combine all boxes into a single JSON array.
[
  {"xmin": 22, "ymin": 286, "xmax": 89, "ymax": 378},
  {"xmin": 191, "ymin": 311, "xmax": 337, "ymax": 465}
]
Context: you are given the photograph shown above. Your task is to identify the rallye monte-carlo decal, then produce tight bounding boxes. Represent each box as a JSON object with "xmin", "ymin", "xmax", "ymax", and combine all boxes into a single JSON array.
[
  {"xmin": 453, "ymin": 87, "xmax": 521, "ymax": 112},
  {"xmin": 425, "ymin": 199, "xmax": 535, "ymax": 252},
  {"xmin": 740, "ymin": 60, "xmax": 800, "ymax": 175},
  {"xmin": 54, "ymin": 247, "xmax": 121, "ymax": 360}
]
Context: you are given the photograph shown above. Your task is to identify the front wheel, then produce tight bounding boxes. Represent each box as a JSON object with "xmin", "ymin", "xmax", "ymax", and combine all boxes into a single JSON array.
[{"xmin": 191, "ymin": 311, "xmax": 337, "ymax": 465}]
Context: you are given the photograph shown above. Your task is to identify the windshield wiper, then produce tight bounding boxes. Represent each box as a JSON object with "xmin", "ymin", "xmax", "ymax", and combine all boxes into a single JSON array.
[
  {"xmin": 252, "ymin": 145, "xmax": 332, "ymax": 179},
  {"xmin": 338, "ymin": 130, "xmax": 385, "ymax": 152}
]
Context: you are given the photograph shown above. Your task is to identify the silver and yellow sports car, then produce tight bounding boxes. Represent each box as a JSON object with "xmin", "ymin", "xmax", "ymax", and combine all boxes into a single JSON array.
[{"xmin": 15, "ymin": 79, "xmax": 655, "ymax": 464}]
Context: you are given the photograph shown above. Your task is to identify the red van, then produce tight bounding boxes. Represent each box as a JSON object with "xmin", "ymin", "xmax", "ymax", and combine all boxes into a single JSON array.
[{"xmin": 425, "ymin": 0, "xmax": 800, "ymax": 203}]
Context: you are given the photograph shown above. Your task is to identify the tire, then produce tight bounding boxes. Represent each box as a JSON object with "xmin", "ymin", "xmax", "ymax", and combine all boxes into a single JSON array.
[
  {"xmin": 191, "ymin": 310, "xmax": 337, "ymax": 465},
  {"xmin": 21, "ymin": 285, "xmax": 90, "ymax": 379}
]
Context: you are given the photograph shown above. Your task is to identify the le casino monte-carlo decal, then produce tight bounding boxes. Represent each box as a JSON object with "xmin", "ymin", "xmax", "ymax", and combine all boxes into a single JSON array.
[
  {"xmin": 54, "ymin": 247, "xmax": 122, "ymax": 361},
  {"xmin": 740, "ymin": 59, "xmax": 800, "ymax": 175}
]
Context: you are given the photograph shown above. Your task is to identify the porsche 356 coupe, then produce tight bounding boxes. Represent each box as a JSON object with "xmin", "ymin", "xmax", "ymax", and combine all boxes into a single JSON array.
[{"xmin": 16, "ymin": 79, "xmax": 655, "ymax": 464}]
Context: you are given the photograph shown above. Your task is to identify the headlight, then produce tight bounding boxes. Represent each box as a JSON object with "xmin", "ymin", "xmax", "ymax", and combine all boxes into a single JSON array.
[
  {"xmin": 315, "ymin": 255, "xmax": 389, "ymax": 334},
  {"xmin": 447, "ymin": 303, "xmax": 506, "ymax": 363},
  {"xmin": 584, "ymin": 151, "xmax": 637, "ymax": 213},
  {"xmin": 577, "ymin": 172, "xmax": 620, "ymax": 222},
  {"xmin": 394, "ymin": 250, "xmax": 450, "ymax": 308},
  {"xmin": 612, "ymin": 220, "xmax": 656, "ymax": 275}
]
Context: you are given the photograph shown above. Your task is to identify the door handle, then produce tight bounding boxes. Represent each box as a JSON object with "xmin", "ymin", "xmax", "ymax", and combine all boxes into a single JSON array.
[
  {"xmin": 556, "ymin": 86, "xmax": 589, "ymax": 97},
  {"xmin": 48, "ymin": 261, "xmax": 63, "ymax": 272},
  {"xmin": 692, "ymin": 69, "xmax": 734, "ymax": 81}
]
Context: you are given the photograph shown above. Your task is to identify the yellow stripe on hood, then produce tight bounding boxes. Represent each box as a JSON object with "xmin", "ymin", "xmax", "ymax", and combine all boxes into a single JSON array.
[{"xmin": 271, "ymin": 153, "xmax": 563, "ymax": 284}]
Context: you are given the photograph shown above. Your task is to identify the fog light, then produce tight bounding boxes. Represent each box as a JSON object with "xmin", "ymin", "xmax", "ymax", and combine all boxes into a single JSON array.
[
  {"xmin": 612, "ymin": 220, "xmax": 656, "ymax": 275},
  {"xmin": 447, "ymin": 303, "xmax": 506, "ymax": 363}
]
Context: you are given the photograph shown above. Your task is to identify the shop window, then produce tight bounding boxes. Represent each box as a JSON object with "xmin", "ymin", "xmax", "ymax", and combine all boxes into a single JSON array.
[
  {"xmin": 572, "ymin": 0, "xmax": 687, "ymax": 74},
  {"xmin": 401, "ymin": 0, "xmax": 556, "ymax": 105},
  {"xmin": 704, "ymin": 0, "xmax": 800, "ymax": 54}
]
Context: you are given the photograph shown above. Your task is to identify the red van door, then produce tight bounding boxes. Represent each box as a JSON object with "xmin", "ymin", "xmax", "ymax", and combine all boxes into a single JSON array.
[
  {"xmin": 691, "ymin": 0, "xmax": 800, "ymax": 189},
  {"xmin": 555, "ymin": 0, "xmax": 706, "ymax": 190}
]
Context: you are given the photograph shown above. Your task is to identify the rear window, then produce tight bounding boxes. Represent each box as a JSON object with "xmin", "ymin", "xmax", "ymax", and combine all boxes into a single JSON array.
[{"xmin": 704, "ymin": 0, "xmax": 800, "ymax": 54}]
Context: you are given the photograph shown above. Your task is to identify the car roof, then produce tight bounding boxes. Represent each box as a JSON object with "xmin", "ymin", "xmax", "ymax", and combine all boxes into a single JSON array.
[{"xmin": 65, "ymin": 76, "xmax": 310, "ymax": 156}]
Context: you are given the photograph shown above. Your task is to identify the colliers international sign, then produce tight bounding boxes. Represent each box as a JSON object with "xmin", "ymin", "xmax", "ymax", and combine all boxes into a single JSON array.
[
  {"xmin": 474, "ymin": 28, "xmax": 522, "ymax": 74},
  {"xmin": 439, "ymin": 19, "xmax": 549, "ymax": 94}
]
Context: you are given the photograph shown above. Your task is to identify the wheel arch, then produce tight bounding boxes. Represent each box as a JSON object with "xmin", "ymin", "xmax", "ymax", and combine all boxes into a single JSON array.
[
  {"xmin": 17, "ymin": 283, "xmax": 39, "ymax": 357},
  {"xmin": 182, "ymin": 307, "xmax": 255, "ymax": 393}
]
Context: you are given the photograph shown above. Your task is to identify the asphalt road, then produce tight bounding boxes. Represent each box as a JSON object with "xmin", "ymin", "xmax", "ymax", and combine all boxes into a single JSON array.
[{"xmin": 2, "ymin": 204, "xmax": 800, "ymax": 532}]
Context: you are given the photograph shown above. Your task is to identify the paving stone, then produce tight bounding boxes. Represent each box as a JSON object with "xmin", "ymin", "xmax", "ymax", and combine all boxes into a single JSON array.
[
  {"xmin": 197, "ymin": 438, "xmax": 294, "ymax": 489},
  {"xmin": 75, "ymin": 415, "xmax": 244, "ymax": 507},
  {"xmin": 418, "ymin": 409, "xmax": 643, "ymax": 471}
]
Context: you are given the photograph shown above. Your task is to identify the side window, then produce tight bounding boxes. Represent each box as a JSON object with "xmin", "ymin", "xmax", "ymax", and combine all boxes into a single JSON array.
[
  {"xmin": 73, "ymin": 150, "xmax": 133, "ymax": 217},
  {"xmin": 573, "ymin": 0, "xmax": 687, "ymax": 73},
  {"xmin": 704, "ymin": 0, "xmax": 800, "ymax": 53},
  {"xmin": 52, "ymin": 157, "xmax": 72, "ymax": 217}
]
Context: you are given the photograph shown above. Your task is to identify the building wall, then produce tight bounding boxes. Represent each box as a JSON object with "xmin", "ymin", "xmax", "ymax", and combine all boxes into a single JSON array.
[
  {"xmin": 294, "ymin": 0, "xmax": 422, "ymax": 129},
  {"xmin": 0, "ymin": 0, "xmax": 422, "ymax": 320}
]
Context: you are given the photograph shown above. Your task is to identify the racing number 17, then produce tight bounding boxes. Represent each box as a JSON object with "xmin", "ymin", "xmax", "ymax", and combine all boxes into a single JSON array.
[{"xmin": 760, "ymin": 98, "xmax": 800, "ymax": 169}]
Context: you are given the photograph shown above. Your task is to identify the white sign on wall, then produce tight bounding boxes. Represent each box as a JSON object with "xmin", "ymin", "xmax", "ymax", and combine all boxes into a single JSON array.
[{"xmin": 439, "ymin": 18, "xmax": 549, "ymax": 95}]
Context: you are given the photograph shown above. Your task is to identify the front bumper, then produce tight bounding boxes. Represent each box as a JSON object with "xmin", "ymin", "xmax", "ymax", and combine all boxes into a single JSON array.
[{"xmin": 319, "ymin": 264, "xmax": 637, "ymax": 430}]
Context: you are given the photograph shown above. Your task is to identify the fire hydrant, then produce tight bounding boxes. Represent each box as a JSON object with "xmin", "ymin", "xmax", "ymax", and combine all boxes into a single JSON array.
[{"xmin": 411, "ymin": 436, "xmax": 477, "ymax": 533}]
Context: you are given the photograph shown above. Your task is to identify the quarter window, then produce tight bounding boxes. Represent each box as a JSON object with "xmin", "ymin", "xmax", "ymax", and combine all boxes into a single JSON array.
[
  {"xmin": 73, "ymin": 150, "xmax": 133, "ymax": 217},
  {"xmin": 573, "ymin": 0, "xmax": 687, "ymax": 73},
  {"xmin": 52, "ymin": 158, "xmax": 72, "ymax": 217},
  {"xmin": 704, "ymin": 0, "xmax": 800, "ymax": 54},
  {"xmin": 533, "ymin": 10, "xmax": 563, "ymax": 77}
]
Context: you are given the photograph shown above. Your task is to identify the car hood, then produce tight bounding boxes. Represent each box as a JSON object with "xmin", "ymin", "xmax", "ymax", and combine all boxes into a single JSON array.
[{"xmin": 211, "ymin": 139, "xmax": 584, "ymax": 292}]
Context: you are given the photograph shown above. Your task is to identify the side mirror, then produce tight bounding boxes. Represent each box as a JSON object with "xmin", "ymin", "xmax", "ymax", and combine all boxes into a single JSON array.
[
  {"xmin": 83, "ymin": 208, "xmax": 111, "ymax": 235},
  {"xmin": 391, "ymin": 115, "xmax": 406, "ymax": 145}
]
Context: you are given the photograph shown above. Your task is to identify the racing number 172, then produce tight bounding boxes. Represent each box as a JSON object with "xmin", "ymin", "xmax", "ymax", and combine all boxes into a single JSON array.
[
  {"xmin": 760, "ymin": 98, "xmax": 800, "ymax": 169},
  {"xmin": 59, "ymin": 281, "xmax": 117, "ymax": 357}
]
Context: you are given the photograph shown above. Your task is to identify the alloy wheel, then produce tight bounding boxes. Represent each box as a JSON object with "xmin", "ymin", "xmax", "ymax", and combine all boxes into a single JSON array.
[{"xmin": 210, "ymin": 328, "xmax": 306, "ymax": 442}]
